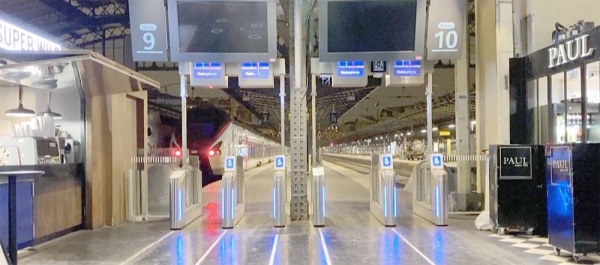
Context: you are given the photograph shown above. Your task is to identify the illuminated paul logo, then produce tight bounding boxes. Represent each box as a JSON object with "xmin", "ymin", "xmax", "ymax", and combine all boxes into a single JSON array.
[
  {"xmin": 503, "ymin": 156, "xmax": 529, "ymax": 168},
  {"xmin": 552, "ymin": 160, "xmax": 570, "ymax": 170},
  {"xmin": 548, "ymin": 34, "xmax": 595, "ymax": 68}
]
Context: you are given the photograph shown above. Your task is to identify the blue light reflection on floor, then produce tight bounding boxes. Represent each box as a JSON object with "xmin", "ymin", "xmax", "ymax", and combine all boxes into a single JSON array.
[
  {"xmin": 175, "ymin": 235, "xmax": 185, "ymax": 265},
  {"xmin": 434, "ymin": 230, "xmax": 445, "ymax": 265},
  {"xmin": 381, "ymin": 230, "xmax": 401, "ymax": 264},
  {"xmin": 218, "ymin": 234, "xmax": 236, "ymax": 265},
  {"xmin": 320, "ymin": 230, "xmax": 330, "ymax": 265}
]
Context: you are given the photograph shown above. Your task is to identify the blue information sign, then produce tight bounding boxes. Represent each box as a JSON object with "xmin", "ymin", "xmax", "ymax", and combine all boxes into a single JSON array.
[
  {"xmin": 225, "ymin": 156, "xmax": 235, "ymax": 171},
  {"xmin": 274, "ymin": 155, "xmax": 285, "ymax": 170},
  {"xmin": 240, "ymin": 62, "xmax": 270, "ymax": 78},
  {"xmin": 192, "ymin": 62, "xmax": 223, "ymax": 78},
  {"xmin": 381, "ymin": 154, "xmax": 393, "ymax": 169},
  {"xmin": 430, "ymin": 153, "xmax": 444, "ymax": 169},
  {"xmin": 337, "ymin": 61, "xmax": 365, "ymax": 77},
  {"xmin": 393, "ymin": 60, "xmax": 421, "ymax": 77}
]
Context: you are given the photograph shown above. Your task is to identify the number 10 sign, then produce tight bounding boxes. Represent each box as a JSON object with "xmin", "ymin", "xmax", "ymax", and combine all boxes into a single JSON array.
[{"xmin": 426, "ymin": 0, "xmax": 466, "ymax": 60}]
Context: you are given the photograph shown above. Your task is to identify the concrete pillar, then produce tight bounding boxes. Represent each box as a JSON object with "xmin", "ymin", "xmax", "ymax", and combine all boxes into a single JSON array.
[
  {"xmin": 475, "ymin": 0, "xmax": 514, "ymax": 196},
  {"xmin": 455, "ymin": 6, "xmax": 471, "ymax": 210}
]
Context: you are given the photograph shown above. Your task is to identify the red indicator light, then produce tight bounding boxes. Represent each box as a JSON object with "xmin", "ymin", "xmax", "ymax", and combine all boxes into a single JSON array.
[
  {"xmin": 208, "ymin": 150, "xmax": 216, "ymax": 157},
  {"xmin": 174, "ymin": 150, "xmax": 182, "ymax": 157}
]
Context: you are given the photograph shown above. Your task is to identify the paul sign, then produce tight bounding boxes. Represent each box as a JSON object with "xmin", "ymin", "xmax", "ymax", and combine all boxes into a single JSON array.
[
  {"xmin": 548, "ymin": 34, "xmax": 595, "ymax": 68},
  {"xmin": 499, "ymin": 146, "xmax": 532, "ymax": 179}
]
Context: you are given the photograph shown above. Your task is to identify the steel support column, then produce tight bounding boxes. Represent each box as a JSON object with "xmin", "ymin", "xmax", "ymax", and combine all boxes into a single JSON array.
[
  {"xmin": 290, "ymin": 0, "xmax": 308, "ymax": 220},
  {"xmin": 280, "ymin": 75, "xmax": 286, "ymax": 154},
  {"xmin": 426, "ymin": 73, "xmax": 433, "ymax": 154}
]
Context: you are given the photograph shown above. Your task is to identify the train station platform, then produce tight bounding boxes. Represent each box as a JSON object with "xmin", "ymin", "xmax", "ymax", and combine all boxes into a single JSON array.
[{"xmin": 14, "ymin": 162, "xmax": 600, "ymax": 265}]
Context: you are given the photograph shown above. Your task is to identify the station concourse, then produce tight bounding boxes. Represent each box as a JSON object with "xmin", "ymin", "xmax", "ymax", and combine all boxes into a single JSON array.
[{"xmin": 1, "ymin": 0, "xmax": 600, "ymax": 265}]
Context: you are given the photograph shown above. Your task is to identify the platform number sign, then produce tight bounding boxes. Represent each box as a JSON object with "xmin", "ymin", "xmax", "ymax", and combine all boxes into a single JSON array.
[
  {"xmin": 128, "ymin": 0, "xmax": 169, "ymax": 62},
  {"xmin": 426, "ymin": 0, "xmax": 466, "ymax": 60},
  {"xmin": 381, "ymin": 154, "xmax": 393, "ymax": 169},
  {"xmin": 225, "ymin": 156, "xmax": 236, "ymax": 171},
  {"xmin": 274, "ymin": 155, "xmax": 285, "ymax": 170},
  {"xmin": 430, "ymin": 153, "xmax": 444, "ymax": 169}
]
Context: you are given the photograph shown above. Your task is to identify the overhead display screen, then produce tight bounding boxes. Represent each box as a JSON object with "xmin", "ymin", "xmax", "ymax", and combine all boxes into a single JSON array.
[
  {"xmin": 327, "ymin": 0, "xmax": 417, "ymax": 53},
  {"xmin": 177, "ymin": 1, "xmax": 268, "ymax": 53},
  {"xmin": 167, "ymin": 0, "xmax": 277, "ymax": 62},
  {"xmin": 319, "ymin": 0, "xmax": 426, "ymax": 62}
]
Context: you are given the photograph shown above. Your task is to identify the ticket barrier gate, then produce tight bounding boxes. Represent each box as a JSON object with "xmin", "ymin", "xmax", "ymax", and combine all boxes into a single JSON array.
[
  {"xmin": 312, "ymin": 166, "xmax": 326, "ymax": 227},
  {"xmin": 273, "ymin": 155, "xmax": 286, "ymax": 227},
  {"xmin": 222, "ymin": 156, "xmax": 245, "ymax": 229},
  {"xmin": 370, "ymin": 154, "xmax": 397, "ymax": 227},
  {"xmin": 413, "ymin": 154, "xmax": 449, "ymax": 226},
  {"xmin": 170, "ymin": 156, "xmax": 203, "ymax": 230}
]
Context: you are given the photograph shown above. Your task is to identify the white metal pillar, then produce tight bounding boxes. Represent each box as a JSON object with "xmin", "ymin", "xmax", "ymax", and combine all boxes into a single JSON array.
[
  {"xmin": 455, "ymin": 9, "xmax": 471, "ymax": 209},
  {"xmin": 180, "ymin": 73, "xmax": 188, "ymax": 165},
  {"xmin": 280, "ymin": 75, "xmax": 286, "ymax": 154},
  {"xmin": 426, "ymin": 73, "xmax": 433, "ymax": 154},
  {"xmin": 311, "ymin": 74, "xmax": 317, "ymax": 166},
  {"xmin": 475, "ymin": 0, "xmax": 514, "ymax": 191}
]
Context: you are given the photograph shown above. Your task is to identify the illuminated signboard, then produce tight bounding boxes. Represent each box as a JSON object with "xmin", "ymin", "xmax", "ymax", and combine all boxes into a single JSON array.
[
  {"xmin": 337, "ymin": 61, "xmax": 364, "ymax": 77},
  {"xmin": 0, "ymin": 19, "xmax": 62, "ymax": 52},
  {"xmin": 393, "ymin": 60, "xmax": 421, "ymax": 77},
  {"xmin": 192, "ymin": 62, "xmax": 223, "ymax": 78},
  {"xmin": 240, "ymin": 62, "xmax": 270, "ymax": 78}
]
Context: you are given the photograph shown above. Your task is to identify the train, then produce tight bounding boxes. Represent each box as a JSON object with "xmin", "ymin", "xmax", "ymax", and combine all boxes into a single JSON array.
[{"xmin": 148, "ymin": 104, "xmax": 282, "ymax": 186}]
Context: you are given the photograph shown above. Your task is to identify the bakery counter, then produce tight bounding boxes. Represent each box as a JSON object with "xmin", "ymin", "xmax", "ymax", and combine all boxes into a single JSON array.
[{"xmin": 0, "ymin": 163, "xmax": 85, "ymax": 247}]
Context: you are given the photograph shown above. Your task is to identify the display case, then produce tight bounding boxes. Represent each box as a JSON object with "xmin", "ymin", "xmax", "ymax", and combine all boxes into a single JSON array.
[
  {"xmin": 546, "ymin": 144, "xmax": 600, "ymax": 262},
  {"xmin": 489, "ymin": 145, "xmax": 547, "ymax": 235}
]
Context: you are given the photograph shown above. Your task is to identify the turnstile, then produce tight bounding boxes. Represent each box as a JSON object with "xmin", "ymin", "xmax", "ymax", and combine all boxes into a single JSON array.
[
  {"xmin": 370, "ymin": 154, "xmax": 397, "ymax": 227},
  {"xmin": 169, "ymin": 156, "xmax": 203, "ymax": 230},
  {"xmin": 413, "ymin": 153, "xmax": 449, "ymax": 226},
  {"xmin": 222, "ymin": 156, "xmax": 245, "ymax": 229}
]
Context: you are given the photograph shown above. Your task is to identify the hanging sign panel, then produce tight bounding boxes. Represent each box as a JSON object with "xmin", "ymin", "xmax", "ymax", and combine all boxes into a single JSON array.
[
  {"xmin": 128, "ymin": 0, "xmax": 169, "ymax": 62},
  {"xmin": 393, "ymin": 60, "xmax": 421, "ymax": 77},
  {"xmin": 426, "ymin": 0, "xmax": 467, "ymax": 60},
  {"xmin": 190, "ymin": 62, "xmax": 227, "ymax": 88},
  {"xmin": 238, "ymin": 62, "xmax": 274, "ymax": 88},
  {"xmin": 333, "ymin": 61, "xmax": 367, "ymax": 87}
]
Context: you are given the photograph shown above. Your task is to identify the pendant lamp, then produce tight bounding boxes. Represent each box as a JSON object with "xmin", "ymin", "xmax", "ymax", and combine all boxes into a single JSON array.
[
  {"xmin": 37, "ymin": 90, "xmax": 62, "ymax": 120},
  {"xmin": 5, "ymin": 85, "xmax": 36, "ymax": 118}
]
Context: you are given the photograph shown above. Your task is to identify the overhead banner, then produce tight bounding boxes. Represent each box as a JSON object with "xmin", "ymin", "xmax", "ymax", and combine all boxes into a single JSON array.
[
  {"xmin": 426, "ymin": 0, "xmax": 467, "ymax": 60},
  {"xmin": 128, "ymin": 0, "xmax": 169, "ymax": 62},
  {"xmin": 0, "ymin": 19, "xmax": 61, "ymax": 51}
]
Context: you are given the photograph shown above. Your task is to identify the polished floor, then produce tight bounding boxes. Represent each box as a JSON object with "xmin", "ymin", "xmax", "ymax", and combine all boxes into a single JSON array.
[{"xmin": 15, "ymin": 160, "xmax": 600, "ymax": 265}]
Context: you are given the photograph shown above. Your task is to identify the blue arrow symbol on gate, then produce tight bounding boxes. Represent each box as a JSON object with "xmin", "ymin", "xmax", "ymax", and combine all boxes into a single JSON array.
[{"xmin": 276, "ymin": 158, "xmax": 283, "ymax": 167}]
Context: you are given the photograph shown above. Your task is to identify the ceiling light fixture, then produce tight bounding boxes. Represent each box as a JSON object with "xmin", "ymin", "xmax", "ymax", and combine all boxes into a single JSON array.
[
  {"xmin": 37, "ymin": 90, "xmax": 62, "ymax": 120},
  {"xmin": 5, "ymin": 85, "xmax": 36, "ymax": 118}
]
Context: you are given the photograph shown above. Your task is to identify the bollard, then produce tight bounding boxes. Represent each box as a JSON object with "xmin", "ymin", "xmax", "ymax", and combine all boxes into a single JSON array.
[
  {"xmin": 222, "ymin": 156, "xmax": 237, "ymax": 229},
  {"xmin": 273, "ymin": 155, "xmax": 286, "ymax": 227},
  {"xmin": 312, "ymin": 166, "xmax": 325, "ymax": 227},
  {"xmin": 430, "ymin": 153, "xmax": 449, "ymax": 226},
  {"xmin": 379, "ymin": 154, "xmax": 397, "ymax": 227}
]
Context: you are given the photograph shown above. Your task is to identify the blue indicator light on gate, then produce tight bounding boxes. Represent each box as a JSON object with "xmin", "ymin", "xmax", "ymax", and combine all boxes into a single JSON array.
[
  {"xmin": 384, "ymin": 186, "xmax": 388, "ymax": 218},
  {"xmin": 221, "ymin": 188, "xmax": 225, "ymax": 220},
  {"xmin": 231, "ymin": 188, "xmax": 235, "ymax": 219},
  {"xmin": 273, "ymin": 187, "xmax": 276, "ymax": 218},
  {"xmin": 178, "ymin": 190, "xmax": 183, "ymax": 221},
  {"xmin": 322, "ymin": 187, "xmax": 326, "ymax": 217},
  {"xmin": 435, "ymin": 187, "xmax": 440, "ymax": 218}
]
